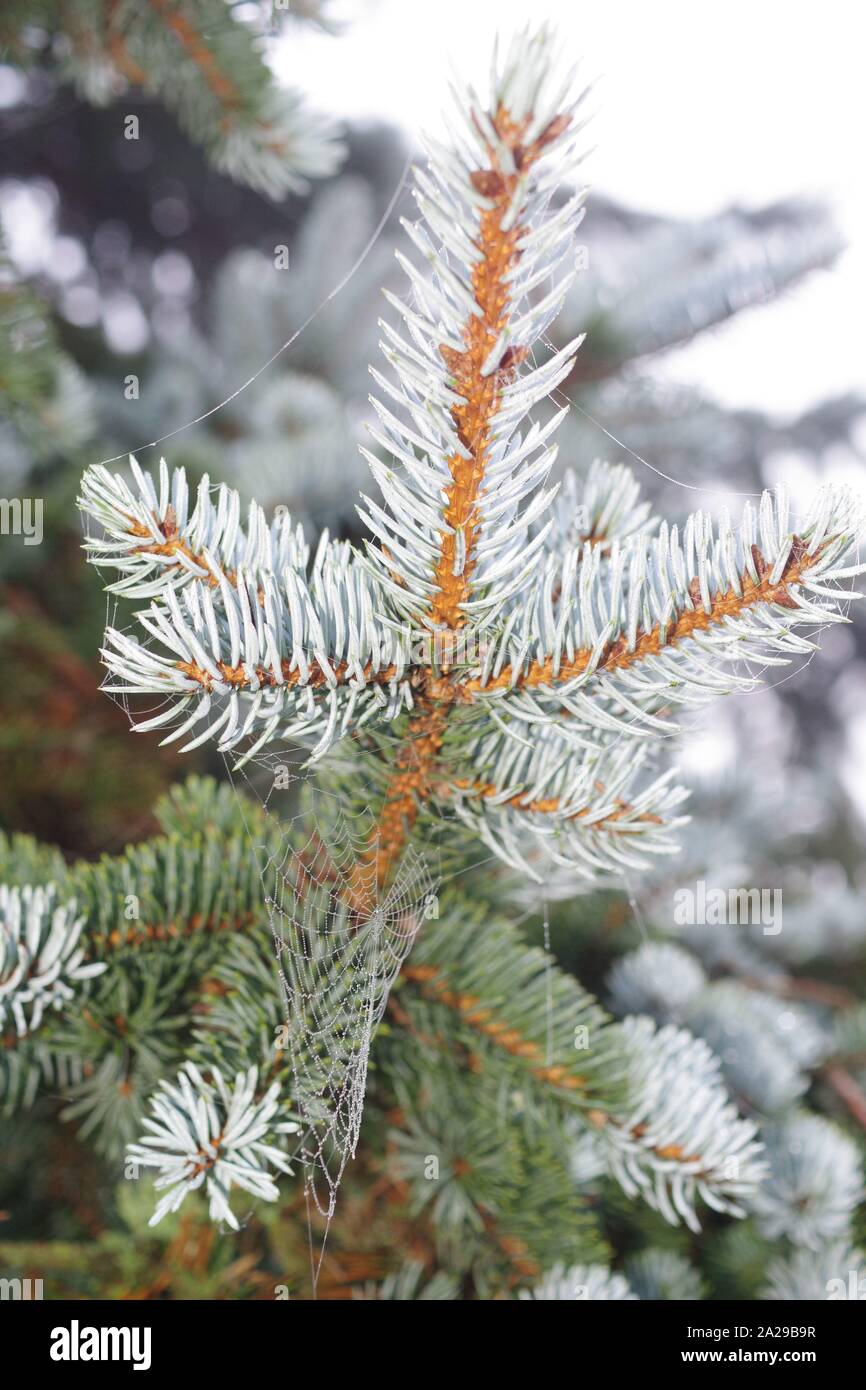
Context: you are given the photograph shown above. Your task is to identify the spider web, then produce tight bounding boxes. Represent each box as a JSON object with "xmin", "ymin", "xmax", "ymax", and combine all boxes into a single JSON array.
[
  {"xmin": 227, "ymin": 748, "xmax": 439, "ymax": 1265},
  {"xmin": 268, "ymin": 806, "xmax": 436, "ymax": 1217}
]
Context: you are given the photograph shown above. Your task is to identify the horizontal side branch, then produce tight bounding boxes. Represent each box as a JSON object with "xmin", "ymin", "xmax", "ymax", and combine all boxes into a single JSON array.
[{"xmin": 462, "ymin": 536, "xmax": 825, "ymax": 697}]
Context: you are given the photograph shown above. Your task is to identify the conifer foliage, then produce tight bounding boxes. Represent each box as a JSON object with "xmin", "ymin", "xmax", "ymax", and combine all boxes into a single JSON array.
[
  {"xmin": 78, "ymin": 26, "xmax": 862, "ymax": 896},
  {"xmin": 0, "ymin": 0, "xmax": 343, "ymax": 196},
  {"xmin": 2, "ymin": 23, "xmax": 865, "ymax": 1299}
]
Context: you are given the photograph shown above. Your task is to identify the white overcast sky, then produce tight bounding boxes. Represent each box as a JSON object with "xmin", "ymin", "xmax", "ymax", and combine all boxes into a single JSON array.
[{"xmin": 273, "ymin": 0, "xmax": 866, "ymax": 417}]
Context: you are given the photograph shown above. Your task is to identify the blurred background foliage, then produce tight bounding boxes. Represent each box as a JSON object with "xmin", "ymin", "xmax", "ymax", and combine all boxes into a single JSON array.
[{"xmin": 1, "ymin": 1, "xmax": 864, "ymax": 1299}]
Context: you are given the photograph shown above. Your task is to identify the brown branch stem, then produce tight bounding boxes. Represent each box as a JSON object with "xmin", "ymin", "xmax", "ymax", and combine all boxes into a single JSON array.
[{"xmin": 461, "ymin": 537, "xmax": 819, "ymax": 698}]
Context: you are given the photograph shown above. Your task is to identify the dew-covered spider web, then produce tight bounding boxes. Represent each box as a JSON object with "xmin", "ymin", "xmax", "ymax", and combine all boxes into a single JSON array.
[
  {"xmin": 225, "ymin": 749, "xmax": 439, "ymax": 1281},
  {"xmin": 267, "ymin": 804, "xmax": 436, "ymax": 1216}
]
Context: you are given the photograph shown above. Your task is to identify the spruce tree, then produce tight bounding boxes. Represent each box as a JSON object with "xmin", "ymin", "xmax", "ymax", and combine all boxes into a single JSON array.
[{"xmin": 2, "ymin": 21, "xmax": 865, "ymax": 1300}]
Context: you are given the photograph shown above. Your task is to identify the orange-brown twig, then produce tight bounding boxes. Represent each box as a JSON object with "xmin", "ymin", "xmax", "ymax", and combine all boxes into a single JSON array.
[
  {"xmin": 449, "ymin": 779, "xmax": 663, "ymax": 827},
  {"xmin": 355, "ymin": 107, "xmax": 572, "ymax": 897},
  {"xmin": 148, "ymin": 0, "xmax": 242, "ymax": 120},
  {"xmin": 461, "ymin": 538, "xmax": 817, "ymax": 698},
  {"xmin": 402, "ymin": 963, "xmax": 587, "ymax": 1093}
]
